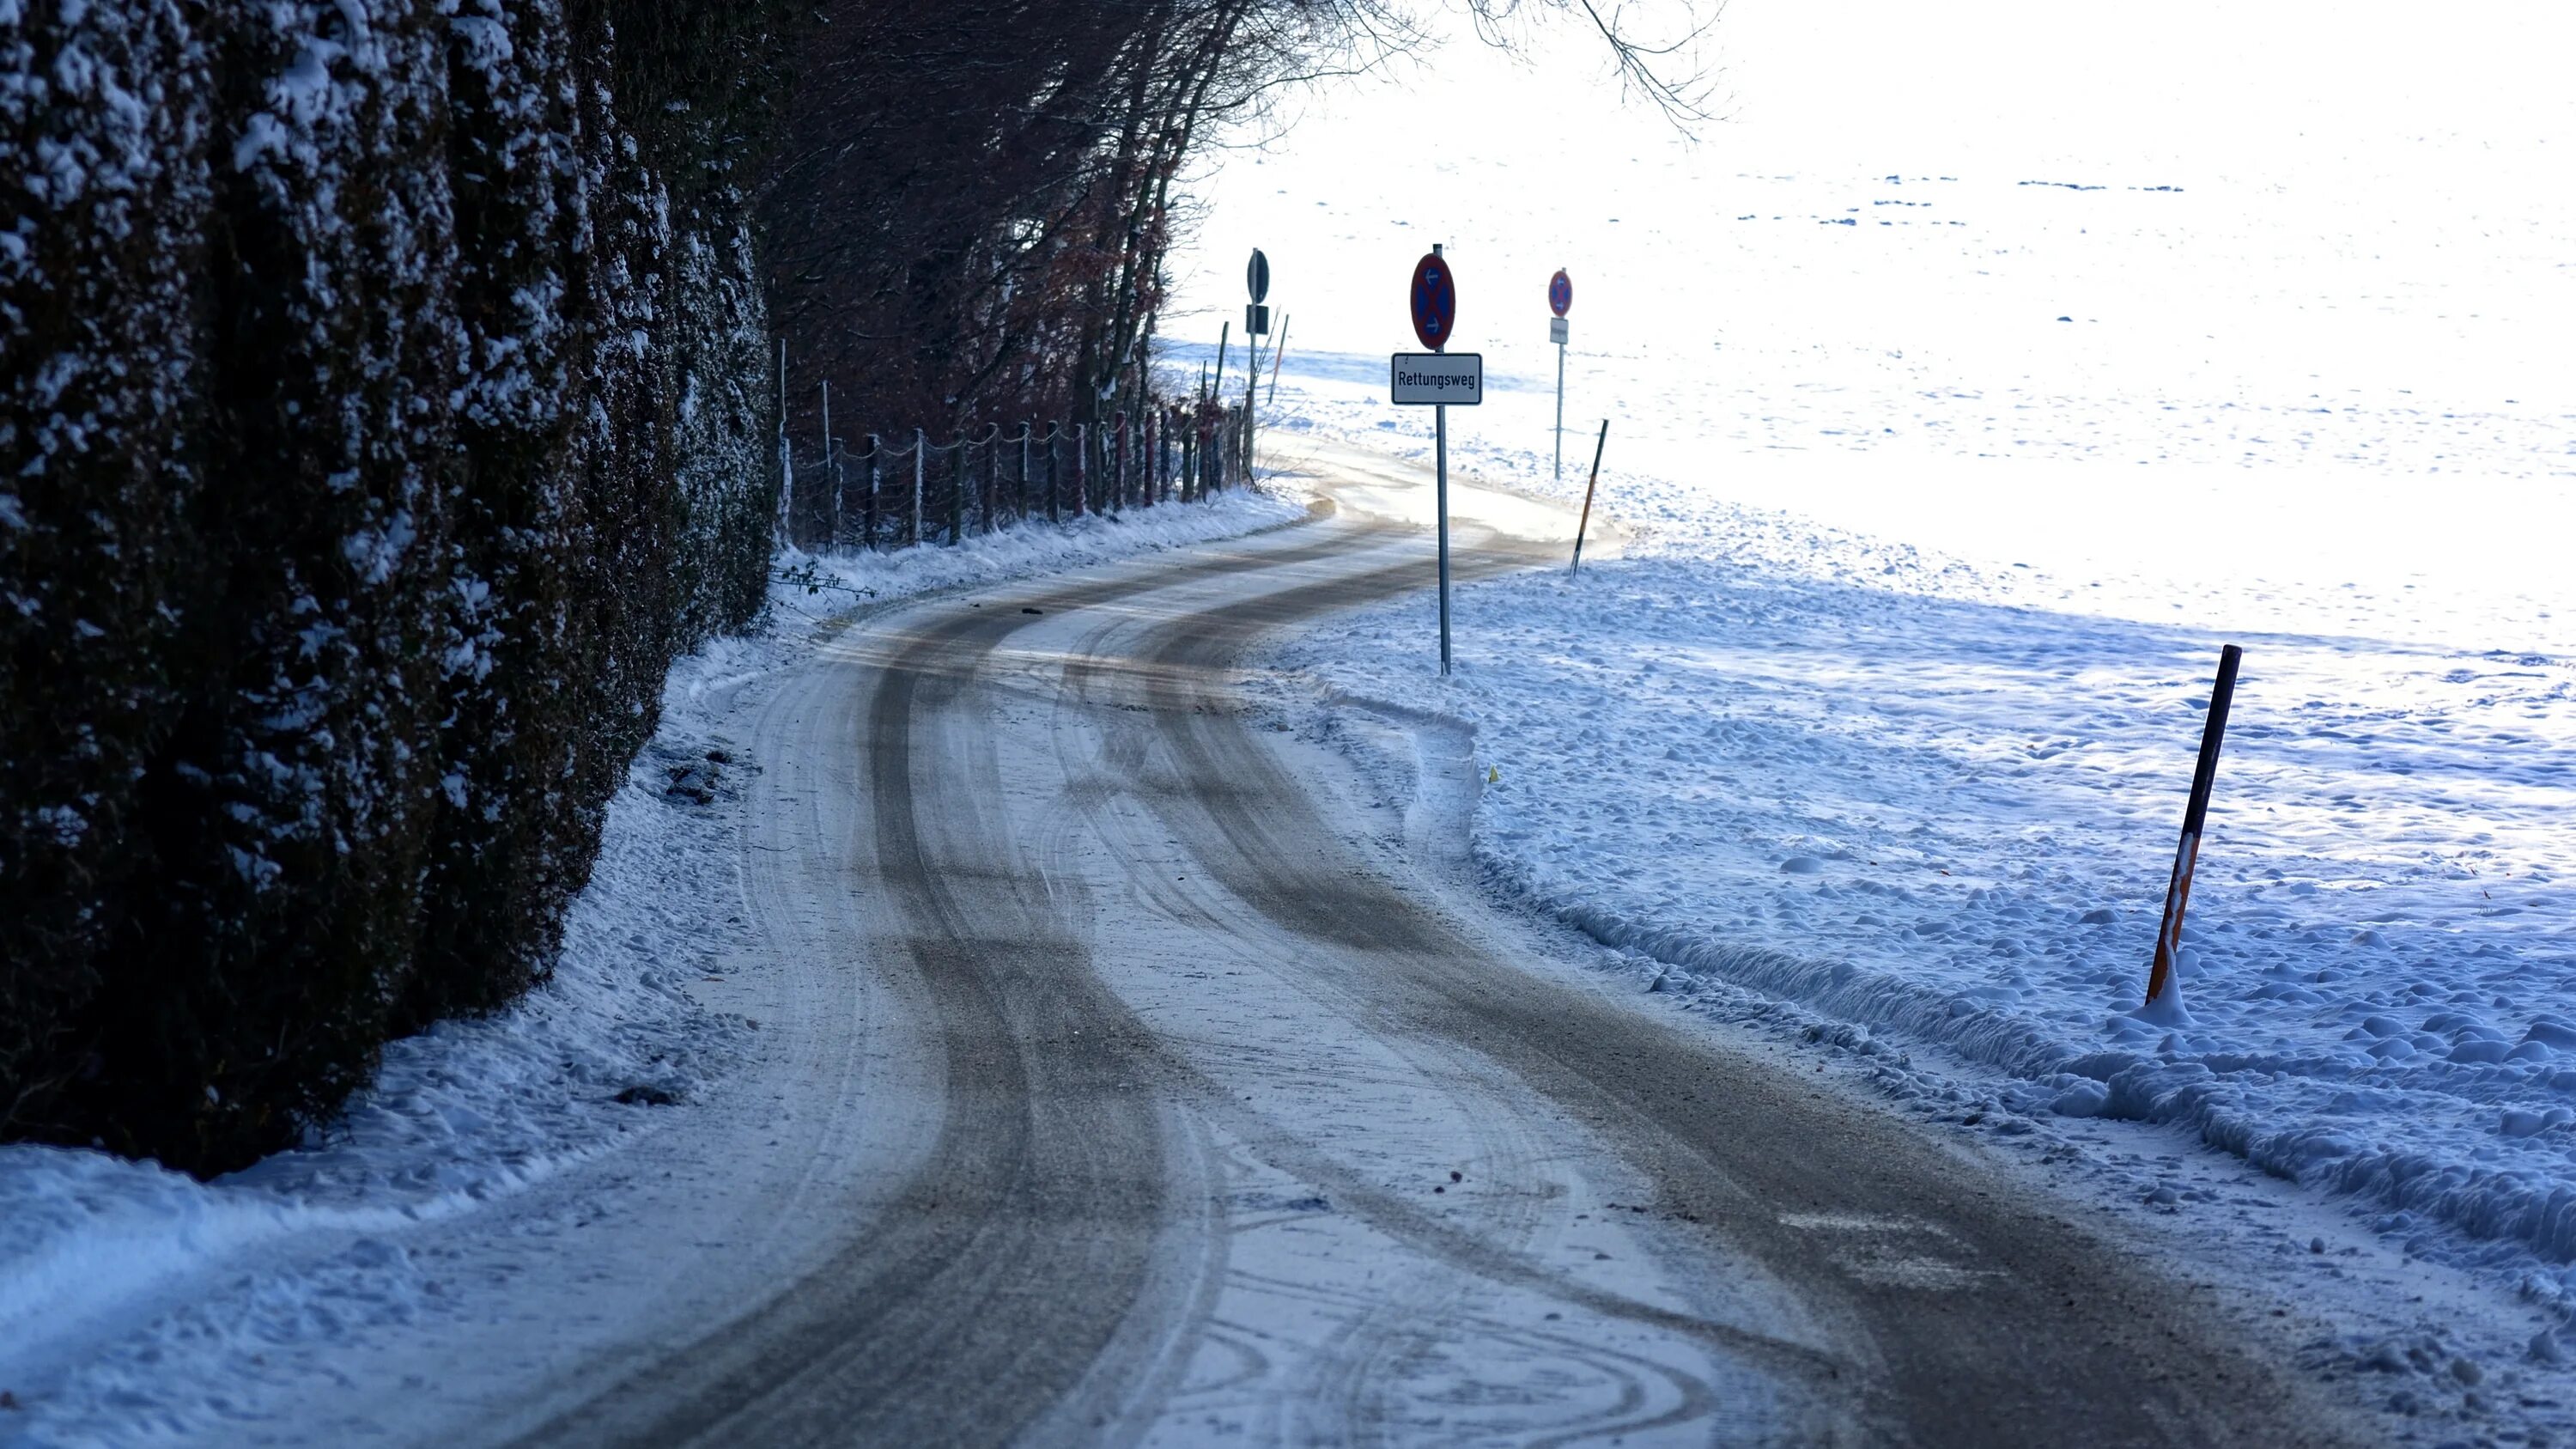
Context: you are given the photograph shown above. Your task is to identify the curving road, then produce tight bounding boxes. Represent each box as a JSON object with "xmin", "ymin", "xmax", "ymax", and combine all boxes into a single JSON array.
[{"xmin": 494, "ymin": 446, "xmax": 2365, "ymax": 1447}]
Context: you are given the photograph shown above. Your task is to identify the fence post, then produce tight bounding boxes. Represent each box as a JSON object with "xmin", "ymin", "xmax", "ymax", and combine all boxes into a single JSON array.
[
  {"xmin": 949, "ymin": 435, "xmax": 965, "ymax": 544},
  {"xmin": 1114, "ymin": 411, "xmax": 1128, "ymax": 514},
  {"xmin": 776, "ymin": 337, "xmax": 793, "ymax": 545},
  {"xmin": 982, "ymin": 425, "xmax": 999, "ymax": 534},
  {"xmin": 1074, "ymin": 423, "xmax": 1089, "ymax": 517},
  {"xmin": 911, "ymin": 427, "xmax": 926, "ymax": 548},
  {"xmin": 1043, "ymin": 423, "xmax": 1060, "ymax": 524},
  {"xmin": 820, "ymin": 380, "xmax": 835, "ymax": 550},
  {"xmin": 864, "ymin": 435, "xmax": 881, "ymax": 551}
]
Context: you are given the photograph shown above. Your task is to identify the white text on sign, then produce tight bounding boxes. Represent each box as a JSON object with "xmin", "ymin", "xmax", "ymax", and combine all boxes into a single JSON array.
[{"xmin": 1389, "ymin": 352, "xmax": 1484, "ymax": 405}]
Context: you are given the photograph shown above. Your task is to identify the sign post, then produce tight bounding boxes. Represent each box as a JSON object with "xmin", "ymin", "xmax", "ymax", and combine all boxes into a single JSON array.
[
  {"xmin": 1245, "ymin": 248, "xmax": 1271, "ymax": 479},
  {"xmin": 1394, "ymin": 246, "xmax": 1474, "ymax": 675},
  {"xmin": 1549, "ymin": 269, "xmax": 1572, "ymax": 480}
]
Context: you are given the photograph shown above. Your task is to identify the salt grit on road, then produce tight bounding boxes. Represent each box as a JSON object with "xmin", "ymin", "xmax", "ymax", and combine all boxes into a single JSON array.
[{"xmin": 1166, "ymin": 0, "xmax": 2576, "ymax": 1440}]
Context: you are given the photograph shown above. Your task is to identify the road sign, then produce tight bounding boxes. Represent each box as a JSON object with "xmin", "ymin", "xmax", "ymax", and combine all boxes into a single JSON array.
[
  {"xmin": 1247, "ymin": 248, "xmax": 1270, "ymax": 304},
  {"xmin": 1409, "ymin": 252, "xmax": 1455, "ymax": 351},
  {"xmin": 1246, "ymin": 303, "xmax": 1270, "ymax": 336},
  {"xmin": 1549, "ymin": 268, "xmax": 1572, "ymax": 317},
  {"xmin": 1390, "ymin": 352, "xmax": 1482, "ymax": 405},
  {"xmin": 1549, "ymin": 317, "xmax": 1568, "ymax": 344}
]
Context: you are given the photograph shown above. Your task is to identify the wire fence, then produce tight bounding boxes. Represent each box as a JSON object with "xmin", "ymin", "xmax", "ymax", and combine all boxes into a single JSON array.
[{"xmin": 779, "ymin": 399, "xmax": 1253, "ymax": 554}]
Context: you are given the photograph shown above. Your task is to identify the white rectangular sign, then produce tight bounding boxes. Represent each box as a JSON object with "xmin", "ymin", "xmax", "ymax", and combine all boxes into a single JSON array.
[
  {"xmin": 1549, "ymin": 317, "xmax": 1568, "ymax": 344},
  {"xmin": 1389, "ymin": 352, "xmax": 1484, "ymax": 405}
]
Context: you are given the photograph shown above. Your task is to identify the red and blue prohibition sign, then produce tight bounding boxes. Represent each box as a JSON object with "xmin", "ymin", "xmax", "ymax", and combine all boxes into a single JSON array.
[
  {"xmin": 1549, "ymin": 269, "xmax": 1572, "ymax": 318},
  {"xmin": 1409, "ymin": 253, "xmax": 1456, "ymax": 352}
]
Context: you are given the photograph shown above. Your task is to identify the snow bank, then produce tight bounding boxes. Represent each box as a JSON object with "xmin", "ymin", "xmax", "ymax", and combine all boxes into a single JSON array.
[
  {"xmin": 1178, "ymin": 0, "xmax": 2576, "ymax": 1313},
  {"xmin": 1278, "ymin": 506, "xmax": 2576, "ymax": 1306},
  {"xmin": 0, "ymin": 489, "xmax": 1303, "ymax": 1435},
  {"xmin": 770, "ymin": 488, "xmax": 1304, "ymax": 611}
]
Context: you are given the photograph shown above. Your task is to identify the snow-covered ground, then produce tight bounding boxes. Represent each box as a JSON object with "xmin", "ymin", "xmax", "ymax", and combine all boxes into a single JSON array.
[
  {"xmin": 0, "ymin": 494, "xmax": 1299, "ymax": 1443},
  {"xmin": 1167, "ymin": 0, "xmax": 2576, "ymax": 1382}
]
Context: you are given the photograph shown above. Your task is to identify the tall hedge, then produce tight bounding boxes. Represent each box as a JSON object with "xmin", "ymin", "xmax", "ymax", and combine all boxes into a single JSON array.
[{"xmin": 1, "ymin": 0, "xmax": 791, "ymax": 1172}]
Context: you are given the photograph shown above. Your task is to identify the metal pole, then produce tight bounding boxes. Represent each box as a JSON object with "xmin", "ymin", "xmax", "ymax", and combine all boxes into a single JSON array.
[
  {"xmin": 2145, "ymin": 644, "xmax": 2245, "ymax": 1009},
  {"xmin": 1244, "ymin": 343, "xmax": 1259, "ymax": 484},
  {"xmin": 1553, "ymin": 335, "xmax": 1566, "ymax": 482},
  {"xmin": 911, "ymin": 427, "xmax": 924, "ymax": 547},
  {"xmin": 1436, "ymin": 402, "xmax": 1451, "ymax": 677},
  {"xmin": 1267, "ymin": 314, "xmax": 1289, "ymax": 406},
  {"xmin": 820, "ymin": 380, "xmax": 834, "ymax": 550},
  {"xmin": 1572, "ymin": 419, "xmax": 1609, "ymax": 575},
  {"xmin": 1075, "ymin": 422, "xmax": 1089, "ymax": 515},
  {"xmin": 1431, "ymin": 243, "xmax": 1453, "ymax": 675}
]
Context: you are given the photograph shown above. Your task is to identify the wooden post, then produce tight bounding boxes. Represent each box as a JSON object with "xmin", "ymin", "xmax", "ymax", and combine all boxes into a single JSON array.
[
  {"xmin": 1043, "ymin": 423, "xmax": 1060, "ymax": 524},
  {"xmin": 982, "ymin": 425, "xmax": 999, "ymax": 534},
  {"xmin": 1571, "ymin": 420, "xmax": 1610, "ymax": 575},
  {"xmin": 1243, "ymin": 339, "xmax": 1260, "ymax": 484},
  {"xmin": 864, "ymin": 434, "xmax": 881, "ymax": 551},
  {"xmin": 2145, "ymin": 645, "xmax": 2246, "ymax": 1013},
  {"xmin": 1017, "ymin": 422, "xmax": 1031, "ymax": 523},
  {"xmin": 776, "ymin": 337, "xmax": 792, "ymax": 545}
]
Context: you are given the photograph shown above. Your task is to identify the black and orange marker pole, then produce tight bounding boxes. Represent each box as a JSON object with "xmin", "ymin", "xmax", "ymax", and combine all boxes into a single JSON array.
[
  {"xmin": 1571, "ymin": 420, "xmax": 1608, "ymax": 575},
  {"xmin": 2145, "ymin": 644, "xmax": 2244, "ymax": 1010}
]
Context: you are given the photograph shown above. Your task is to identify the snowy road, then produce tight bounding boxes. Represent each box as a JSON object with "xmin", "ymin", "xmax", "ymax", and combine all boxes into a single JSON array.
[
  {"xmin": 387, "ymin": 455, "xmax": 2354, "ymax": 1446},
  {"xmin": 101, "ymin": 459, "xmax": 2374, "ymax": 1446}
]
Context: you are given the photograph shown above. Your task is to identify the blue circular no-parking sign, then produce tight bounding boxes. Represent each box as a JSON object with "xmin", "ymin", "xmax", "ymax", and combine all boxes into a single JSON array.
[
  {"xmin": 1549, "ymin": 269, "xmax": 1572, "ymax": 318},
  {"xmin": 1409, "ymin": 253, "xmax": 1455, "ymax": 351}
]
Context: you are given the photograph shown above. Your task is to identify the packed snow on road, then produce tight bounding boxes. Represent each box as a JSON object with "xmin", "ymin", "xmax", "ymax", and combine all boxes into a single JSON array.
[
  {"xmin": 0, "ymin": 496, "xmax": 1301, "ymax": 1444},
  {"xmin": 1167, "ymin": 0, "xmax": 2576, "ymax": 1422}
]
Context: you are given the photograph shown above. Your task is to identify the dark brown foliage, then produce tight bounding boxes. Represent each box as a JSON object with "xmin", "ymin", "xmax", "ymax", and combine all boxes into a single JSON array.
[{"xmin": 767, "ymin": 0, "xmax": 1273, "ymax": 440}]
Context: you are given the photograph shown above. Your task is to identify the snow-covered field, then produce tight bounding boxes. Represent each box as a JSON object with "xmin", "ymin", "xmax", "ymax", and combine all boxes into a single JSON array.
[
  {"xmin": 0, "ymin": 495, "xmax": 1299, "ymax": 1443},
  {"xmin": 1169, "ymin": 0, "xmax": 2576, "ymax": 1360}
]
